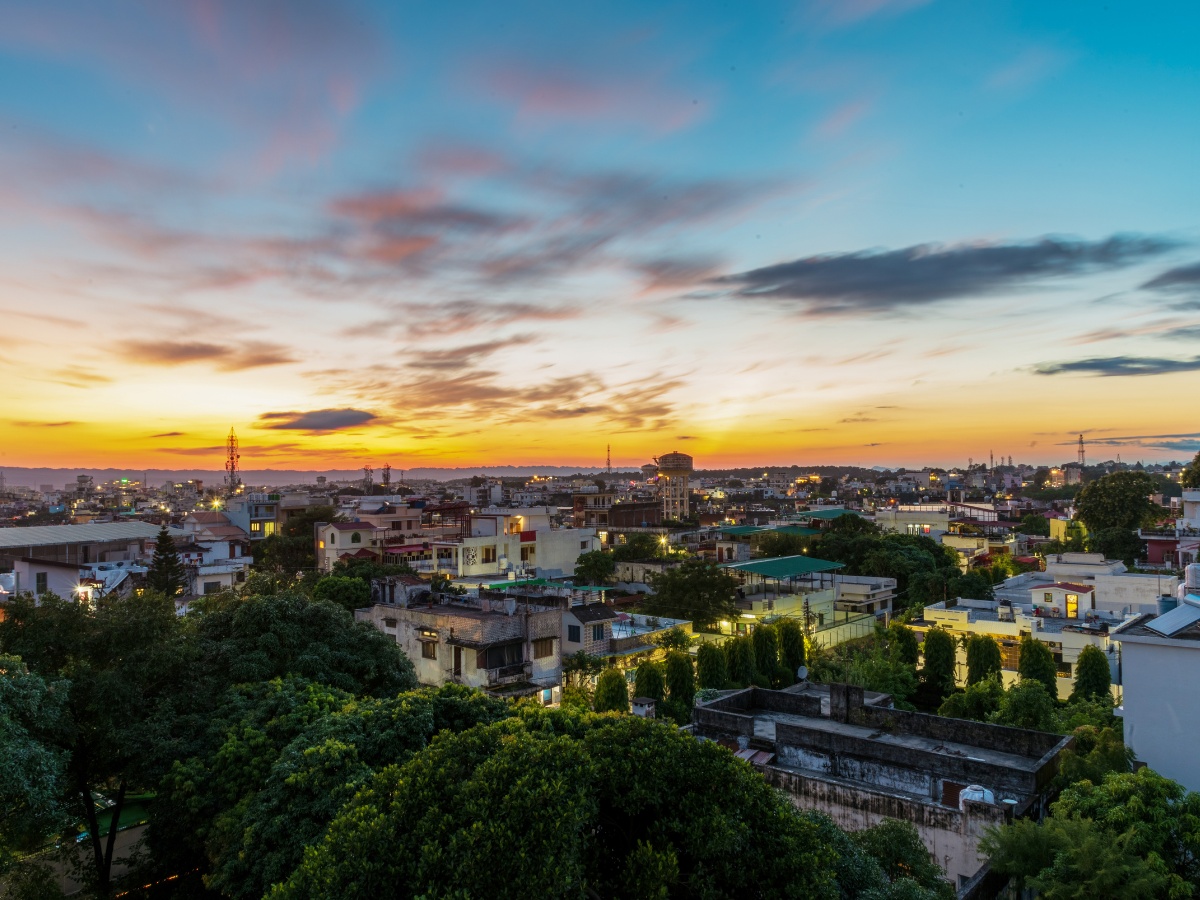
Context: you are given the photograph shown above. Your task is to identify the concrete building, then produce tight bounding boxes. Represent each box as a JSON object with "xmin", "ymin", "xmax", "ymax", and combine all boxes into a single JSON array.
[
  {"xmin": 1139, "ymin": 489, "xmax": 1200, "ymax": 567},
  {"xmin": 875, "ymin": 504, "xmax": 951, "ymax": 539},
  {"xmin": 913, "ymin": 597, "xmax": 1117, "ymax": 700},
  {"xmin": 0, "ymin": 521, "xmax": 162, "ymax": 566},
  {"xmin": 1113, "ymin": 591, "xmax": 1200, "ymax": 793},
  {"xmin": 994, "ymin": 552, "xmax": 1178, "ymax": 617},
  {"xmin": 692, "ymin": 683, "xmax": 1071, "ymax": 892},
  {"xmin": 356, "ymin": 589, "xmax": 564, "ymax": 703},
  {"xmin": 224, "ymin": 492, "xmax": 281, "ymax": 541}
]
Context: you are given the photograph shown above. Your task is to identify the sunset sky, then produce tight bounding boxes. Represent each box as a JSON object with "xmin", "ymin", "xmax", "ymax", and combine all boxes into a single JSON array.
[{"xmin": 3, "ymin": 1, "xmax": 1199, "ymax": 472}]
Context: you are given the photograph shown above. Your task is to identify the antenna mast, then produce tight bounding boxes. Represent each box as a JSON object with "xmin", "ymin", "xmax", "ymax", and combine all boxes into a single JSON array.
[
  {"xmin": 1078, "ymin": 434, "xmax": 1086, "ymax": 467},
  {"xmin": 382, "ymin": 464, "xmax": 391, "ymax": 492},
  {"xmin": 225, "ymin": 428, "xmax": 241, "ymax": 496},
  {"xmin": 606, "ymin": 444, "xmax": 612, "ymax": 474},
  {"xmin": 362, "ymin": 465, "xmax": 374, "ymax": 494}
]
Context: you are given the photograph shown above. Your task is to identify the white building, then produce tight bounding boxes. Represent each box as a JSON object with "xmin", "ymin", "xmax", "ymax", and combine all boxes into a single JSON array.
[
  {"xmin": 1113, "ymin": 591, "xmax": 1200, "ymax": 792},
  {"xmin": 995, "ymin": 552, "xmax": 1178, "ymax": 617}
]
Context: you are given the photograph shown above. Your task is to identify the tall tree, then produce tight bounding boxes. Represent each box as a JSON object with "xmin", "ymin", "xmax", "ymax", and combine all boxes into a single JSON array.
[
  {"xmin": 965, "ymin": 634, "xmax": 1002, "ymax": 685},
  {"xmin": 696, "ymin": 642, "xmax": 728, "ymax": 690},
  {"xmin": 633, "ymin": 660, "xmax": 665, "ymax": 702},
  {"xmin": 752, "ymin": 623, "xmax": 782, "ymax": 685},
  {"xmin": 1070, "ymin": 645, "xmax": 1112, "ymax": 702},
  {"xmin": 664, "ymin": 651, "xmax": 695, "ymax": 710},
  {"xmin": 921, "ymin": 628, "xmax": 957, "ymax": 697},
  {"xmin": 777, "ymin": 618, "xmax": 807, "ymax": 674},
  {"xmin": 1074, "ymin": 471, "xmax": 1158, "ymax": 532},
  {"xmin": 311, "ymin": 575, "xmax": 372, "ymax": 614},
  {"xmin": 146, "ymin": 524, "xmax": 188, "ymax": 596},
  {"xmin": 1182, "ymin": 451, "xmax": 1200, "ymax": 489},
  {"xmin": 643, "ymin": 559, "xmax": 738, "ymax": 630},
  {"xmin": 1018, "ymin": 637, "xmax": 1059, "ymax": 699},
  {"xmin": 573, "ymin": 550, "xmax": 615, "ymax": 586},
  {"xmin": 885, "ymin": 623, "xmax": 920, "ymax": 666},
  {"xmin": 990, "ymin": 680, "xmax": 1058, "ymax": 732},
  {"xmin": 593, "ymin": 667, "xmax": 630, "ymax": 713},
  {"xmin": 725, "ymin": 635, "xmax": 757, "ymax": 687}
]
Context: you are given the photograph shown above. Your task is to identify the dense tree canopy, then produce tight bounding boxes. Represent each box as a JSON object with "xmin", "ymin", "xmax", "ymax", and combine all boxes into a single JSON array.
[
  {"xmin": 643, "ymin": 559, "xmax": 738, "ymax": 629},
  {"xmin": 1070, "ymin": 645, "xmax": 1112, "ymax": 702},
  {"xmin": 920, "ymin": 628, "xmax": 957, "ymax": 697},
  {"xmin": 592, "ymin": 667, "xmax": 629, "ymax": 713},
  {"xmin": 1183, "ymin": 452, "xmax": 1200, "ymax": 490},
  {"xmin": 1018, "ymin": 636, "xmax": 1059, "ymax": 699},
  {"xmin": 965, "ymin": 634, "xmax": 1002, "ymax": 685},
  {"xmin": 572, "ymin": 550, "xmax": 615, "ymax": 586},
  {"xmin": 611, "ymin": 532, "xmax": 662, "ymax": 562},
  {"xmin": 146, "ymin": 524, "xmax": 188, "ymax": 596},
  {"xmin": 274, "ymin": 711, "xmax": 911, "ymax": 900},
  {"xmin": 1074, "ymin": 471, "xmax": 1158, "ymax": 532}
]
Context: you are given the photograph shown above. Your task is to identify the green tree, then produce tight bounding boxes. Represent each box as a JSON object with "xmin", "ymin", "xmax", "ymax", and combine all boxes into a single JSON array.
[
  {"xmin": 920, "ymin": 628, "xmax": 957, "ymax": 697},
  {"xmin": 0, "ymin": 655, "xmax": 68, "ymax": 874},
  {"xmin": 964, "ymin": 634, "xmax": 1002, "ymax": 685},
  {"xmin": 990, "ymin": 679, "xmax": 1058, "ymax": 732},
  {"xmin": 725, "ymin": 635, "xmax": 757, "ymax": 687},
  {"xmin": 311, "ymin": 575, "xmax": 372, "ymax": 614},
  {"xmin": 651, "ymin": 626, "xmax": 692, "ymax": 653},
  {"xmin": 1056, "ymin": 725, "xmax": 1132, "ymax": 787},
  {"xmin": 752, "ymin": 623, "xmax": 784, "ymax": 686},
  {"xmin": 1182, "ymin": 451, "xmax": 1200, "ymax": 489},
  {"xmin": 573, "ymin": 550, "xmax": 615, "ymax": 586},
  {"xmin": 1020, "ymin": 513, "xmax": 1051, "ymax": 536},
  {"xmin": 885, "ymin": 623, "xmax": 920, "ymax": 667},
  {"xmin": 633, "ymin": 660, "xmax": 665, "ymax": 702},
  {"xmin": 696, "ymin": 642, "xmax": 728, "ymax": 690},
  {"xmin": 938, "ymin": 677, "xmax": 1004, "ymax": 722},
  {"xmin": 643, "ymin": 559, "xmax": 738, "ymax": 630},
  {"xmin": 777, "ymin": 618, "xmax": 807, "ymax": 674},
  {"xmin": 146, "ymin": 524, "xmax": 188, "ymax": 596},
  {"xmin": 1018, "ymin": 636, "xmax": 1059, "ymax": 699},
  {"xmin": 756, "ymin": 532, "xmax": 808, "ymax": 558},
  {"xmin": 853, "ymin": 819, "xmax": 955, "ymax": 900},
  {"xmin": 1070, "ymin": 644, "xmax": 1112, "ymax": 702},
  {"xmin": 983, "ymin": 768, "xmax": 1200, "ymax": 897},
  {"xmin": 950, "ymin": 569, "xmax": 994, "ymax": 601},
  {"xmin": 1086, "ymin": 527, "xmax": 1145, "ymax": 565},
  {"xmin": 258, "ymin": 505, "xmax": 341, "ymax": 574},
  {"xmin": 275, "ymin": 712, "xmax": 843, "ymax": 900},
  {"xmin": 593, "ymin": 667, "xmax": 630, "ymax": 713},
  {"xmin": 664, "ymin": 651, "xmax": 695, "ymax": 711},
  {"xmin": 1075, "ymin": 471, "xmax": 1157, "ymax": 532},
  {"xmin": 562, "ymin": 650, "xmax": 605, "ymax": 690},
  {"xmin": 612, "ymin": 533, "xmax": 661, "ymax": 562}
]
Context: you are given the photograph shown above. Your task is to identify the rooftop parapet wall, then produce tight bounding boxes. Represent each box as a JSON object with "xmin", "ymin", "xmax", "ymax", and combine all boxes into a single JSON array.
[{"xmin": 852, "ymin": 705, "xmax": 1065, "ymax": 761}]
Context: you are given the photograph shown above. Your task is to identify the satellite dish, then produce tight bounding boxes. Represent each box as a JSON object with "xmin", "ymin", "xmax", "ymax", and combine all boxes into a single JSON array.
[{"xmin": 797, "ymin": 666, "xmax": 809, "ymax": 681}]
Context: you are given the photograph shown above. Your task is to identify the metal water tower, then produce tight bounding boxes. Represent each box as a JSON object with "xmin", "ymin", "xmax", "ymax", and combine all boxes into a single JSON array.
[{"xmin": 654, "ymin": 451, "xmax": 694, "ymax": 520}]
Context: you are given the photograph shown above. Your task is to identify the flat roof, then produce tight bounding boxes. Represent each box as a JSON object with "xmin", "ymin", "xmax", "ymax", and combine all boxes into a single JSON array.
[
  {"xmin": 0, "ymin": 522, "xmax": 162, "ymax": 550},
  {"xmin": 722, "ymin": 555, "xmax": 844, "ymax": 579},
  {"xmin": 800, "ymin": 508, "xmax": 859, "ymax": 520}
]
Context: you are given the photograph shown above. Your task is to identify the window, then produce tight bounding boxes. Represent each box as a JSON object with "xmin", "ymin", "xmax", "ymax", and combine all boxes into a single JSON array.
[
  {"xmin": 568, "ymin": 624, "xmax": 581, "ymax": 643},
  {"xmin": 329, "ymin": 532, "xmax": 335, "ymax": 545},
  {"xmin": 520, "ymin": 546, "xmax": 534, "ymax": 562},
  {"xmin": 592, "ymin": 624, "xmax": 604, "ymax": 642},
  {"xmin": 383, "ymin": 617, "xmax": 397, "ymax": 628},
  {"xmin": 533, "ymin": 637, "xmax": 554, "ymax": 659},
  {"xmin": 1066, "ymin": 593, "xmax": 1079, "ymax": 618},
  {"xmin": 482, "ymin": 546, "xmax": 497, "ymax": 564},
  {"xmin": 421, "ymin": 641, "xmax": 437, "ymax": 660},
  {"xmin": 581, "ymin": 541, "xmax": 589, "ymax": 549},
  {"xmin": 203, "ymin": 581, "xmax": 220, "ymax": 595},
  {"xmin": 251, "ymin": 521, "xmax": 262, "ymax": 533},
  {"xmin": 350, "ymin": 532, "xmax": 361, "ymax": 544},
  {"xmin": 35, "ymin": 572, "xmax": 48, "ymax": 594},
  {"xmin": 483, "ymin": 642, "xmax": 523, "ymax": 668}
]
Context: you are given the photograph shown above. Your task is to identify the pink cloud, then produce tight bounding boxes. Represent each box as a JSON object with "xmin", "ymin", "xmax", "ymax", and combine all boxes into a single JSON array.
[
  {"xmin": 806, "ymin": 0, "xmax": 933, "ymax": 28},
  {"xmin": 474, "ymin": 62, "xmax": 711, "ymax": 135},
  {"xmin": 0, "ymin": 1, "xmax": 389, "ymax": 173},
  {"xmin": 813, "ymin": 97, "xmax": 875, "ymax": 139}
]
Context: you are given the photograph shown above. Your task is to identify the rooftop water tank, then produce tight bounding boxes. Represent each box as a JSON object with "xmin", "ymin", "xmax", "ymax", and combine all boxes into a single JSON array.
[
  {"xmin": 960, "ymin": 785, "xmax": 995, "ymax": 809},
  {"xmin": 1158, "ymin": 596, "xmax": 1180, "ymax": 616},
  {"xmin": 1186, "ymin": 563, "xmax": 1200, "ymax": 591}
]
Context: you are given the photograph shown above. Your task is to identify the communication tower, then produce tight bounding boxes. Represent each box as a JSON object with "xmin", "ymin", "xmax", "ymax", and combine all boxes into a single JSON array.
[
  {"xmin": 382, "ymin": 464, "xmax": 392, "ymax": 491},
  {"xmin": 1078, "ymin": 434, "xmax": 1086, "ymax": 467},
  {"xmin": 362, "ymin": 465, "xmax": 374, "ymax": 494},
  {"xmin": 654, "ymin": 451, "xmax": 694, "ymax": 521},
  {"xmin": 224, "ymin": 428, "xmax": 241, "ymax": 495},
  {"xmin": 606, "ymin": 444, "xmax": 612, "ymax": 474}
]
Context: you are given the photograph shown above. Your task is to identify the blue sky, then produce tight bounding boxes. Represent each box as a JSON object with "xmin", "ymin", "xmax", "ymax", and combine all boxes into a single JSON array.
[{"xmin": 2, "ymin": 0, "xmax": 1198, "ymax": 469}]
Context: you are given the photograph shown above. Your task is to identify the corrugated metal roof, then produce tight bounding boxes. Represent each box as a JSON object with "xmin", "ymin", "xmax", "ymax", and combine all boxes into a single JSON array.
[
  {"xmin": 722, "ymin": 554, "xmax": 844, "ymax": 578},
  {"xmin": 0, "ymin": 522, "xmax": 163, "ymax": 550}
]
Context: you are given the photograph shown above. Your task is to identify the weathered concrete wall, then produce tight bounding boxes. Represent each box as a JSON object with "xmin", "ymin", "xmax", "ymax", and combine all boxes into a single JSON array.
[
  {"xmin": 773, "ymin": 721, "xmax": 1035, "ymax": 796},
  {"xmin": 853, "ymin": 705, "xmax": 1061, "ymax": 759},
  {"xmin": 692, "ymin": 705, "xmax": 755, "ymax": 736},
  {"xmin": 762, "ymin": 765, "xmax": 1007, "ymax": 888}
]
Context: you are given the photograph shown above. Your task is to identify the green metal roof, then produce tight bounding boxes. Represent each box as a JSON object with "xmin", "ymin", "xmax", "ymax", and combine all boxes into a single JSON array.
[
  {"xmin": 721, "ymin": 555, "xmax": 844, "ymax": 579},
  {"xmin": 480, "ymin": 577, "xmax": 550, "ymax": 590},
  {"xmin": 770, "ymin": 525, "xmax": 821, "ymax": 536},
  {"xmin": 717, "ymin": 525, "xmax": 768, "ymax": 536},
  {"xmin": 572, "ymin": 584, "xmax": 610, "ymax": 592},
  {"xmin": 800, "ymin": 508, "xmax": 860, "ymax": 520}
]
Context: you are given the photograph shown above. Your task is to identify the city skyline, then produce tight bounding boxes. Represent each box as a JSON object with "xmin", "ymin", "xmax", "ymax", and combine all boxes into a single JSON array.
[{"xmin": 3, "ymin": 1, "xmax": 1199, "ymax": 470}]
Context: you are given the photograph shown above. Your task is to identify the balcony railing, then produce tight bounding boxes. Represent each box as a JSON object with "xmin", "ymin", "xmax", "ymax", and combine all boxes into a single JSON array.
[{"xmin": 487, "ymin": 662, "xmax": 532, "ymax": 686}]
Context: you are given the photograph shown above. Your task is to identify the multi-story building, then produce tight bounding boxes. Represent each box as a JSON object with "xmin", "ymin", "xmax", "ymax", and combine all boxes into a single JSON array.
[
  {"xmin": 995, "ymin": 552, "xmax": 1178, "ymax": 617},
  {"xmin": 1140, "ymin": 489, "xmax": 1200, "ymax": 567},
  {"xmin": 874, "ymin": 504, "xmax": 950, "ymax": 539},
  {"xmin": 225, "ymin": 492, "xmax": 280, "ymax": 541},
  {"xmin": 1113, "ymin": 585, "xmax": 1200, "ymax": 792},
  {"xmin": 912, "ymin": 597, "xmax": 1117, "ymax": 700},
  {"xmin": 692, "ymin": 683, "xmax": 1071, "ymax": 892}
]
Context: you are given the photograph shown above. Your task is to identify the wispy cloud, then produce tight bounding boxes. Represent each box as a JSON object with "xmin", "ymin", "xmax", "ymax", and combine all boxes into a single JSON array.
[
  {"xmin": 715, "ymin": 235, "xmax": 1177, "ymax": 316},
  {"xmin": 125, "ymin": 340, "xmax": 296, "ymax": 371},
  {"xmin": 1035, "ymin": 355, "xmax": 1200, "ymax": 377},
  {"xmin": 258, "ymin": 409, "xmax": 379, "ymax": 432}
]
